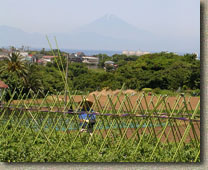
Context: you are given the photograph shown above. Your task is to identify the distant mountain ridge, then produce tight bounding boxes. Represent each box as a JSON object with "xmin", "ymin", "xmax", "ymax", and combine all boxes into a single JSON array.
[
  {"xmin": 0, "ymin": 25, "xmax": 46, "ymax": 47},
  {"xmin": 72, "ymin": 14, "xmax": 154, "ymax": 40},
  {"xmin": 0, "ymin": 14, "xmax": 199, "ymax": 53}
]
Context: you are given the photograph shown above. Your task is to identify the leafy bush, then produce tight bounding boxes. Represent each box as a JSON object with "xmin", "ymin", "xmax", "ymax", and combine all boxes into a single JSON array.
[
  {"xmin": 0, "ymin": 125, "xmax": 200, "ymax": 162},
  {"xmin": 156, "ymin": 90, "xmax": 178, "ymax": 96},
  {"xmin": 152, "ymin": 88, "xmax": 161, "ymax": 94},
  {"xmin": 142, "ymin": 88, "xmax": 152, "ymax": 93}
]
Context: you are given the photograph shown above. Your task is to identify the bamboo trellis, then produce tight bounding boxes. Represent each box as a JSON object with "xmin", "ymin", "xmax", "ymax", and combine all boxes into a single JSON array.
[{"xmin": 0, "ymin": 89, "xmax": 200, "ymax": 162}]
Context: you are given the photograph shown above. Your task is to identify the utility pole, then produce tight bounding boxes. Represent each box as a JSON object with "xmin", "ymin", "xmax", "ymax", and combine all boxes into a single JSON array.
[{"xmin": 65, "ymin": 53, "xmax": 69, "ymax": 107}]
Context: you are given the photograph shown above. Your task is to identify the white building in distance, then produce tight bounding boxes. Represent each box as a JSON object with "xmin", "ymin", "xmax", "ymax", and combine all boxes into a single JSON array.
[
  {"xmin": 122, "ymin": 50, "xmax": 150, "ymax": 56},
  {"xmin": 82, "ymin": 56, "xmax": 99, "ymax": 65}
]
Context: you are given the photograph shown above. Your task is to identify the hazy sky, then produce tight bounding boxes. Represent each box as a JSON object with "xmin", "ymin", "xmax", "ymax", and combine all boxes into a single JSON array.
[{"xmin": 0, "ymin": 0, "xmax": 199, "ymax": 37}]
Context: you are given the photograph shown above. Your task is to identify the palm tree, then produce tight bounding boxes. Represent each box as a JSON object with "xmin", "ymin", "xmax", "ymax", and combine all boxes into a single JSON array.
[
  {"xmin": 0, "ymin": 52, "xmax": 28, "ymax": 83},
  {"xmin": 25, "ymin": 63, "xmax": 44, "ymax": 93}
]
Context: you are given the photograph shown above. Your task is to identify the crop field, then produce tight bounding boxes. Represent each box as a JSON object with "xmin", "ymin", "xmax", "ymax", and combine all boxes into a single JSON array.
[{"xmin": 0, "ymin": 89, "xmax": 200, "ymax": 162}]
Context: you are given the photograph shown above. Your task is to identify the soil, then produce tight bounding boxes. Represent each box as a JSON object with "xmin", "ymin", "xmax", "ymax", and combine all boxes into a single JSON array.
[
  {"xmin": 93, "ymin": 121, "xmax": 200, "ymax": 143},
  {"xmin": 10, "ymin": 90, "xmax": 200, "ymax": 112},
  {"xmin": 72, "ymin": 94, "xmax": 200, "ymax": 111}
]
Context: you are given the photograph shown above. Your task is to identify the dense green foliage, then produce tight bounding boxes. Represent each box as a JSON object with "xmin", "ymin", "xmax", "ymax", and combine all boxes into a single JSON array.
[
  {"xmin": 29, "ymin": 48, "xmax": 68, "ymax": 56},
  {"xmin": 0, "ymin": 127, "xmax": 199, "ymax": 162},
  {"xmin": 0, "ymin": 52, "xmax": 200, "ymax": 98}
]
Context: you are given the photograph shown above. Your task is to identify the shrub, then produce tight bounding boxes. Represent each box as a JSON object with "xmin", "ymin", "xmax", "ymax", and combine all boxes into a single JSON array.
[
  {"xmin": 152, "ymin": 88, "xmax": 161, "ymax": 94},
  {"xmin": 142, "ymin": 88, "xmax": 152, "ymax": 93}
]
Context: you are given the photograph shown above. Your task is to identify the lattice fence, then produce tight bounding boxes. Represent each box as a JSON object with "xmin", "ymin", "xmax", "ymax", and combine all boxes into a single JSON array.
[{"xmin": 0, "ymin": 90, "xmax": 200, "ymax": 162}]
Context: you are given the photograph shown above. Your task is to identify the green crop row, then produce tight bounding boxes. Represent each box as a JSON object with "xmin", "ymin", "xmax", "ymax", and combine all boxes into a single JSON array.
[{"xmin": 0, "ymin": 126, "xmax": 199, "ymax": 162}]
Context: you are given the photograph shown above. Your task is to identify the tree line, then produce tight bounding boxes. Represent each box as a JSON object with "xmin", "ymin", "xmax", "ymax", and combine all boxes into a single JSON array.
[{"xmin": 0, "ymin": 51, "xmax": 200, "ymax": 99}]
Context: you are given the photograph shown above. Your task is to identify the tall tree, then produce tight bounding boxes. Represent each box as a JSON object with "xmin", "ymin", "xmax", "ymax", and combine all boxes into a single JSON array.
[{"xmin": 0, "ymin": 52, "xmax": 28, "ymax": 83}]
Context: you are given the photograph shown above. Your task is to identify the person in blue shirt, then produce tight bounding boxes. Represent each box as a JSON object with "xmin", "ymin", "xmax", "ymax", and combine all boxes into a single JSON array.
[{"xmin": 78, "ymin": 100, "xmax": 96, "ymax": 135}]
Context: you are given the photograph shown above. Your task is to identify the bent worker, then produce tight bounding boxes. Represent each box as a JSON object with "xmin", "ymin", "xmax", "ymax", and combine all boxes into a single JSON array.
[{"xmin": 78, "ymin": 99, "xmax": 96, "ymax": 135}]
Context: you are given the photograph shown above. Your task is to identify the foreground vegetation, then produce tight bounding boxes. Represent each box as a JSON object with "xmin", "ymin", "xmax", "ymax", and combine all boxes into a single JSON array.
[
  {"xmin": 0, "ymin": 90, "xmax": 200, "ymax": 162},
  {"xmin": 0, "ymin": 93, "xmax": 200, "ymax": 162},
  {"xmin": 0, "ymin": 125, "xmax": 199, "ymax": 162}
]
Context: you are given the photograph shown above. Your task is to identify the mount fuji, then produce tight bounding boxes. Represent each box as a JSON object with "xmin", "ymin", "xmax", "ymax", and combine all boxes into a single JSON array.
[{"xmin": 0, "ymin": 14, "xmax": 199, "ymax": 53}]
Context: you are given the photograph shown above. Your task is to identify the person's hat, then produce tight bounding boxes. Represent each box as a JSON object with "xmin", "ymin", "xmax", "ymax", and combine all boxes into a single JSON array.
[{"xmin": 78, "ymin": 98, "xmax": 93, "ymax": 109}]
